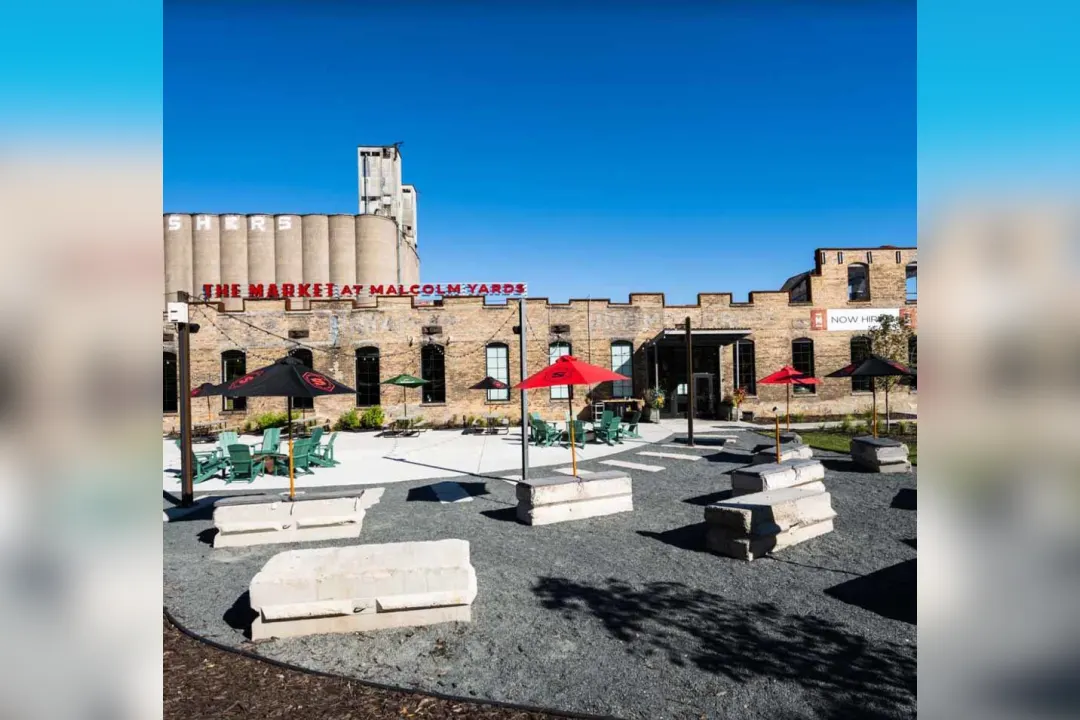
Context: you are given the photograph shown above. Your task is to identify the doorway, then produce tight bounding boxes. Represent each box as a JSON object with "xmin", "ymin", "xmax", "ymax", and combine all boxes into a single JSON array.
[{"xmin": 692, "ymin": 373, "xmax": 715, "ymax": 418}]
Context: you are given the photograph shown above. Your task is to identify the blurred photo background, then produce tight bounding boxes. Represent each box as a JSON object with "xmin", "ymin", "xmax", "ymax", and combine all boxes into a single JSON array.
[{"xmin": 0, "ymin": 0, "xmax": 1077, "ymax": 718}]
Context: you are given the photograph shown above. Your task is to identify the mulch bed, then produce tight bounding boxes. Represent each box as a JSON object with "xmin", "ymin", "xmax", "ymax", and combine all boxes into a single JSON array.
[{"xmin": 163, "ymin": 615, "xmax": 569, "ymax": 720}]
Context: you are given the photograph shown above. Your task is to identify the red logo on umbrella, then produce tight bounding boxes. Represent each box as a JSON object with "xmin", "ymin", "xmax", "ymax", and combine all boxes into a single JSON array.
[
  {"xmin": 551, "ymin": 371, "xmax": 567, "ymax": 379},
  {"xmin": 229, "ymin": 369, "xmax": 263, "ymax": 389},
  {"xmin": 303, "ymin": 371, "xmax": 335, "ymax": 392}
]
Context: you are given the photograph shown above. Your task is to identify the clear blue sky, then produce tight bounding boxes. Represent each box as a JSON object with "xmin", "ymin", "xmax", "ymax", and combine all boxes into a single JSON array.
[{"xmin": 165, "ymin": 1, "xmax": 914, "ymax": 304}]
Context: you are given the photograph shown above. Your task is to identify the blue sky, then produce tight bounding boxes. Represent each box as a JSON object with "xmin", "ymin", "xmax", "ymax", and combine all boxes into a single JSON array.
[{"xmin": 165, "ymin": 1, "xmax": 915, "ymax": 303}]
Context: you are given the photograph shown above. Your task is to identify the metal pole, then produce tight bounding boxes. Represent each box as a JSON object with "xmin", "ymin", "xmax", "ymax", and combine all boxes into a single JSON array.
[
  {"xmin": 519, "ymin": 298, "xmax": 529, "ymax": 481},
  {"xmin": 178, "ymin": 319, "xmax": 194, "ymax": 507},
  {"xmin": 685, "ymin": 316, "xmax": 694, "ymax": 447},
  {"xmin": 775, "ymin": 412, "xmax": 781, "ymax": 463},
  {"xmin": 288, "ymin": 396, "xmax": 295, "ymax": 500}
]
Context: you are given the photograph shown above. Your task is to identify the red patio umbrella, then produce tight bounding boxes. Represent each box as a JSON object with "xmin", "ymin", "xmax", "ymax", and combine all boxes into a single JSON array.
[
  {"xmin": 514, "ymin": 355, "xmax": 630, "ymax": 477},
  {"xmin": 758, "ymin": 365, "xmax": 821, "ymax": 431}
]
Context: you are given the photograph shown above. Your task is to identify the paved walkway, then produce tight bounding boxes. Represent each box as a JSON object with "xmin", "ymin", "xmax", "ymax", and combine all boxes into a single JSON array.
[{"xmin": 163, "ymin": 420, "xmax": 690, "ymax": 494}]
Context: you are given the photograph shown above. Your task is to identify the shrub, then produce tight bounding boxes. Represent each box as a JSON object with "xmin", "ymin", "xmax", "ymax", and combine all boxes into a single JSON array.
[
  {"xmin": 360, "ymin": 406, "xmax": 386, "ymax": 429},
  {"xmin": 335, "ymin": 408, "xmax": 361, "ymax": 431},
  {"xmin": 897, "ymin": 420, "xmax": 913, "ymax": 436},
  {"xmin": 247, "ymin": 410, "xmax": 300, "ymax": 431},
  {"xmin": 840, "ymin": 414, "xmax": 855, "ymax": 434},
  {"xmin": 792, "ymin": 412, "xmax": 806, "ymax": 424}
]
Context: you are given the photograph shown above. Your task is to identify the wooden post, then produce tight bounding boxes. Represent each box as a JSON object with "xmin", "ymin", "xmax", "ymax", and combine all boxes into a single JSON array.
[
  {"xmin": 178, "ymin": 318, "xmax": 194, "ymax": 507},
  {"xmin": 519, "ymin": 298, "xmax": 529, "ymax": 482},
  {"xmin": 287, "ymin": 396, "xmax": 295, "ymax": 500},
  {"xmin": 685, "ymin": 317, "xmax": 694, "ymax": 447}
]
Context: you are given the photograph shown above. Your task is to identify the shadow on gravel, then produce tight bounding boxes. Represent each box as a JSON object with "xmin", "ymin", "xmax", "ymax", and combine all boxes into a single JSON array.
[
  {"xmin": 683, "ymin": 490, "xmax": 736, "ymax": 506},
  {"xmin": 407, "ymin": 482, "xmax": 492, "ymax": 502},
  {"xmin": 668, "ymin": 437, "xmax": 733, "ymax": 447},
  {"xmin": 825, "ymin": 559, "xmax": 916, "ymax": 625},
  {"xmin": 480, "ymin": 507, "xmax": 521, "ymax": 524},
  {"xmin": 820, "ymin": 457, "xmax": 860, "ymax": 473},
  {"xmin": 533, "ymin": 576, "xmax": 916, "ymax": 718},
  {"xmin": 197, "ymin": 528, "xmax": 217, "ymax": 546},
  {"xmin": 703, "ymin": 451, "xmax": 752, "ymax": 465},
  {"xmin": 637, "ymin": 524, "xmax": 708, "ymax": 553},
  {"xmin": 890, "ymin": 489, "xmax": 916, "ymax": 510},
  {"xmin": 224, "ymin": 591, "xmax": 258, "ymax": 637},
  {"xmin": 902, "ymin": 538, "xmax": 917, "ymax": 550}
]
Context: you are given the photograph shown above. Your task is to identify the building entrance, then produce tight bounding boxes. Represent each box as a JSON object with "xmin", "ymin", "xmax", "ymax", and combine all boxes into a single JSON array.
[{"xmin": 646, "ymin": 327, "xmax": 751, "ymax": 420}]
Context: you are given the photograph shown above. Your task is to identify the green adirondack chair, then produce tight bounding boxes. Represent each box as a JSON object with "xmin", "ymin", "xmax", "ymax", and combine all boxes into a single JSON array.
[
  {"xmin": 561, "ymin": 420, "xmax": 587, "ymax": 449},
  {"xmin": 226, "ymin": 444, "xmax": 264, "ymax": 484},
  {"xmin": 258, "ymin": 427, "xmax": 281, "ymax": 455},
  {"xmin": 289, "ymin": 437, "xmax": 317, "ymax": 475},
  {"xmin": 172, "ymin": 444, "xmax": 228, "ymax": 484},
  {"xmin": 217, "ymin": 431, "xmax": 239, "ymax": 456},
  {"xmin": 528, "ymin": 416, "xmax": 559, "ymax": 447},
  {"xmin": 623, "ymin": 411, "xmax": 642, "ymax": 439},
  {"xmin": 309, "ymin": 426, "xmax": 325, "ymax": 445},
  {"xmin": 311, "ymin": 431, "xmax": 339, "ymax": 467},
  {"xmin": 594, "ymin": 416, "xmax": 624, "ymax": 446},
  {"xmin": 175, "ymin": 438, "xmax": 222, "ymax": 463}
]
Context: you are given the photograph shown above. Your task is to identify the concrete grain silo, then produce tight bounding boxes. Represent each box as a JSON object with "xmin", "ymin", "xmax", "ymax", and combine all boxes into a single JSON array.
[
  {"xmin": 164, "ymin": 214, "xmax": 193, "ymax": 302},
  {"xmin": 402, "ymin": 243, "xmax": 420, "ymax": 285},
  {"xmin": 328, "ymin": 214, "xmax": 357, "ymax": 290},
  {"xmin": 301, "ymin": 214, "xmax": 331, "ymax": 288},
  {"xmin": 356, "ymin": 214, "xmax": 400, "ymax": 289},
  {"xmin": 246, "ymin": 214, "xmax": 276, "ymax": 286},
  {"xmin": 219, "ymin": 214, "xmax": 249, "ymax": 295},
  {"xmin": 274, "ymin": 214, "xmax": 303, "ymax": 285},
  {"xmin": 191, "ymin": 214, "xmax": 221, "ymax": 296}
]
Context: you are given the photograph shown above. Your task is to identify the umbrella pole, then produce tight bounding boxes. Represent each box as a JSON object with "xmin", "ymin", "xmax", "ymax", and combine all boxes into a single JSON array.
[
  {"xmin": 568, "ymin": 394, "xmax": 577, "ymax": 477},
  {"xmin": 287, "ymin": 396, "xmax": 295, "ymax": 500},
  {"xmin": 403, "ymin": 386, "xmax": 407, "ymax": 419},
  {"xmin": 872, "ymin": 384, "xmax": 878, "ymax": 438},
  {"xmin": 775, "ymin": 413, "xmax": 781, "ymax": 464},
  {"xmin": 786, "ymin": 383, "xmax": 791, "ymax": 431}
]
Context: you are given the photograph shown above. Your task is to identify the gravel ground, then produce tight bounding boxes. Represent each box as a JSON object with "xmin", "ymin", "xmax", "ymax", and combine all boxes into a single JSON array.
[{"xmin": 164, "ymin": 429, "xmax": 916, "ymax": 720}]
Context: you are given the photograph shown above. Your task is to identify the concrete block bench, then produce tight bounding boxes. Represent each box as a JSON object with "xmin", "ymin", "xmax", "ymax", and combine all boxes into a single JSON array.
[
  {"xmin": 516, "ymin": 471, "xmax": 633, "ymax": 525},
  {"xmin": 704, "ymin": 487, "xmax": 836, "ymax": 561},
  {"xmin": 249, "ymin": 539, "xmax": 477, "ymax": 640},
  {"xmin": 212, "ymin": 488, "xmax": 384, "ymax": 548},
  {"xmin": 730, "ymin": 459, "xmax": 825, "ymax": 497},
  {"xmin": 751, "ymin": 443, "xmax": 814, "ymax": 465},
  {"xmin": 850, "ymin": 436, "xmax": 912, "ymax": 473}
]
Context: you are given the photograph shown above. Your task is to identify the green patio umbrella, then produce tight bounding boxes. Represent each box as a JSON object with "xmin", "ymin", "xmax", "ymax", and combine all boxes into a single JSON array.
[{"xmin": 382, "ymin": 374, "xmax": 429, "ymax": 418}]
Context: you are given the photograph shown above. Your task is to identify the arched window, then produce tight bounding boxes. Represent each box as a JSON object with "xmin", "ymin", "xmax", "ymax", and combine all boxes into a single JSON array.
[
  {"xmin": 485, "ymin": 343, "xmax": 510, "ymax": 401},
  {"xmin": 288, "ymin": 348, "xmax": 314, "ymax": 410},
  {"xmin": 163, "ymin": 352, "xmax": 178, "ymax": 413},
  {"xmin": 548, "ymin": 341, "xmax": 572, "ymax": 400},
  {"xmin": 908, "ymin": 335, "xmax": 917, "ymax": 391},
  {"xmin": 850, "ymin": 337, "xmax": 872, "ymax": 393},
  {"xmin": 848, "ymin": 263, "xmax": 870, "ymax": 301},
  {"xmin": 792, "ymin": 338, "xmax": 816, "ymax": 394},
  {"xmin": 610, "ymin": 341, "xmax": 633, "ymax": 398},
  {"xmin": 421, "ymin": 344, "xmax": 445, "ymax": 403},
  {"xmin": 355, "ymin": 347, "xmax": 381, "ymax": 406},
  {"xmin": 906, "ymin": 262, "xmax": 917, "ymax": 302},
  {"xmin": 221, "ymin": 350, "xmax": 247, "ymax": 411},
  {"xmin": 735, "ymin": 340, "xmax": 756, "ymax": 395}
]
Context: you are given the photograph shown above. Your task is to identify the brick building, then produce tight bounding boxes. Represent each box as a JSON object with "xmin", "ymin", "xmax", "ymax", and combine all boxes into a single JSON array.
[{"xmin": 162, "ymin": 244, "xmax": 917, "ymax": 431}]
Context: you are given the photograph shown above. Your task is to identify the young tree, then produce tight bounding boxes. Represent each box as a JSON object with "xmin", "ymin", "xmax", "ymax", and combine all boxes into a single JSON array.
[{"xmin": 867, "ymin": 313, "xmax": 915, "ymax": 430}]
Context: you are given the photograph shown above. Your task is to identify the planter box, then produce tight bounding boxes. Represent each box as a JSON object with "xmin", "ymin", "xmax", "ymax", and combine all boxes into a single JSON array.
[
  {"xmin": 213, "ymin": 489, "xmax": 384, "ymax": 548},
  {"xmin": 515, "ymin": 471, "xmax": 633, "ymax": 526},
  {"xmin": 704, "ymin": 487, "xmax": 836, "ymax": 561},
  {"xmin": 249, "ymin": 539, "xmax": 477, "ymax": 640}
]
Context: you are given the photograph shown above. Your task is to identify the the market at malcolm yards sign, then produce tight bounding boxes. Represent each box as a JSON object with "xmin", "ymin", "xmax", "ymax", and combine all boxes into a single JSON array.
[{"xmin": 200, "ymin": 282, "xmax": 529, "ymax": 300}]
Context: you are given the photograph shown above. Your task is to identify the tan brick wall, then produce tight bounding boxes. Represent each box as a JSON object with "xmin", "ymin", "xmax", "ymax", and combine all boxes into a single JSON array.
[{"xmin": 163, "ymin": 247, "xmax": 917, "ymax": 432}]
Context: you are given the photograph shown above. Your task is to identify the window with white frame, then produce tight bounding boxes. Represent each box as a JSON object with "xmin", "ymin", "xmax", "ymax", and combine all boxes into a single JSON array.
[
  {"xmin": 610, "ymin": 341, "xmax": 632, "ymax": 398},
  {"xmin": 485, "ymin": 343, "xmax": 510, "ymax": 401},
  {"xmin": 549, "ymin": 341, "xmax": 571, "ymax": 400}
]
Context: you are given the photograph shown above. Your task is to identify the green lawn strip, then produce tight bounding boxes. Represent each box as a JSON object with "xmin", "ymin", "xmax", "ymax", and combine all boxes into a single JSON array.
[{"xmin": 800, "ymin": 431, "xmax": 917, "ymax": 466}]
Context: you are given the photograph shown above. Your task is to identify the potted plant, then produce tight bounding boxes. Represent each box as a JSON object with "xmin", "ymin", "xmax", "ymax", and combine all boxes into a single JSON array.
[
  {"xmin": 720, "ymin": 393, "xmax": 735, "ymax": 421},
  {"xmin": 642, "ymin": 388, "xmax": 665, "ymax": 422},
  {"xmin": 732, "ymin": 386, "xmax": 748, "ymax": 421}
]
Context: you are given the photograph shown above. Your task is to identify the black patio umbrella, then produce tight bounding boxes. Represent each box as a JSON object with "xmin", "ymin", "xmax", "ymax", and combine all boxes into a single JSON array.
[
  {"xmin": 190, "ymin": 382, "xmax": 219, "ymax": 423},
  {"xmin": 469, "ymin": 376, "xmax": 509, "ymax": 391},
  {"xmin": 826, "ymin": 354, "xmax": 915, "ymax": 437},
  {"xmin": 215, "ymin": 356, "xmax": 355, "ymax": 499}
]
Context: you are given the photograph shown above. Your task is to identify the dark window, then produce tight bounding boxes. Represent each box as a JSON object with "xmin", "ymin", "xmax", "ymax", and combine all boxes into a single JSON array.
[
  {"xmin": 850, "ymin": 337, "xmax": 872, "ymax": 393},
  {"xmin": 163, "ymin": 352, "xmax": 178, "ymax": 413},
  {"xmin": 848, "ymin": 263, "xmax": 870, "ymax": 301},
  {"xmin": 289, "ymin": 348, "xmax": 314, "ymax": 410},
  {"xmin": 908, "ymin": 336, "xmax": 918, "ymax": 391},
  {"xmin": 906, "ymin": 262, "xmax": 917, "ymax": 302},
  {"xmin": 788, "ymin": 276, "xmax": 810, "ymax": 303},
  {"xmin": 792, "ymin": 339, "xmax": 816, "ymax": 394},
  {"xmin": 421, "ymin": 344, "xmax": 446, "ymax": 403},
  {"xmin": 610, "ymin": 342, "xmax": 633, "ymax": 398},
  {"xmin": 735, "ymin": 340, "xmax": 756, "ymax": 395},
  {"xmin": 221, "ymin": 350, "xmax": 247, "ymax": 411},
  {"xmin": 355, "ymin": 347, "xmax": 381, "ymax": 406},
  {"xmin": 485, "ymin": 343, "xmax": 510, "ymax": 401}
]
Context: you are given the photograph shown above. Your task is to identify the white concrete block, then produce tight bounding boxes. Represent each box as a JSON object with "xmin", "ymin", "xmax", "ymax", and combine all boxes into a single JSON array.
[
  {"xmin": 249, "ymin": 539, "xmax": 476, "ymax": 640},
  {"xmin": 850, "ymin": 436, "xmax": 912, "ymax": 472},
  {"xmin": 705, "ymin": 518, "xmax": 835, "ymax": 561},
  {"xmin": 730, "ymin": 459, "xmax": 825, "ymax": 495},
  {"xmin": 600, "ymin": 459, "xmax": 664, "ymax": 472},
  {"xmin": 705, "ymin": 487, "xmax": 836, "ymax": 536},
  {"xmin": 752, "ymin": 444, "xmax": 813, "ymax": 465},
  {"xmin": 515, "ymin": 471, "xmax": 633, "ymax": 526},
  {"xmin": 213, "ymin": 490, "xmax": 383, "ymax": 548}
]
